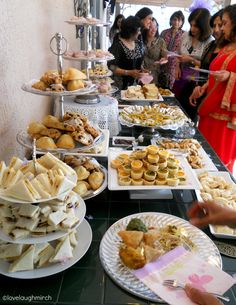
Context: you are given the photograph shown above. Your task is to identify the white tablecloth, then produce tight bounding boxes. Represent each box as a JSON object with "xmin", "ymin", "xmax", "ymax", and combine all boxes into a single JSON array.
[{"xmin": 53, "ymin": 95, "xmax": 120, "ymax": 137}]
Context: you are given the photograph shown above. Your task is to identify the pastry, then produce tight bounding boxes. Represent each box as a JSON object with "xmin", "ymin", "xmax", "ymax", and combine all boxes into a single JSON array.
[
  {"xmin": 43, "ymin": 115, "xmax": 75, "ymax": 132},
  {"xmin": 56, "ymin": 134, "xmax": 75, "ymax": 149},
  {"xmin": 84, "ymin": 124, "xmax": 100, "ymax": 138},
  {"xmin": 63, "ymin": 68, "xmax": 87, "ymax": 82},
  {"xmin": 166, "ymin": 178, "xmax": 179, "ymax": 187},
  {"xmin": 143, "ymin": 179, "xmax": 155, "ymax": 185},
  {"xmin": 75, "ymin": 166, "xmax": 90, "ymax": 181},
  {"xmin": 72, "ymin": 131, "xmax": 93, "ymax": 146},
  {"xmin": 32, "ymin": 81, "xmax": 48, "ymax": 91},
  {"xmin": 67, "ymin": 80, "xmax": 84, "ymax": 91},
  {"xmin": 130, "ymin": 169, "xmax": 143, "ymax": 180},
  {"xmin": 147, "ymin": 154, "xmax": 159, "ymax": 164},
  {"xmin": 40, "ymin": 128, "xmax": 61, "ymax": 139},
  {"xmin": 157, "ymin": 168, "xmax": 169, "ymax": 179},
  {"xmin": 111, "ymin": 159, "xmax": 123, "ymax": 169},
  {"xmin": 143, "ymin": 170, "xmax": 156, "ymax": 181},
  {"xmin": 131, "ymin": 179, "xmax": 143, "ymax": 186},
  {"xmin": 131, "ymin": 160, "xmax": 143, "ymax": 171},
  {"xmin": 146, "ymin": 145, "xmax": 159, "ymax": 155},
  {"xmin": 88, "ymin": 171, "xmax": 104, "ymax": 190},
  {"xmin": 36, "ymin": 137, "xmax": 57, "ymax": 150},
  {"xmin": 27, "ymin": 122, "xmax": 46, "ymax": 135},
  {"xmin": 118, "ymin": 177, "xmax": 132, "ymax": 186},
  {"xmin": 73, "ymin": 181, "xmax": 88, "ymax": 197},
  {"xmin": 147, "ymin": 163, "xmax": 159, "ymax": 172}
]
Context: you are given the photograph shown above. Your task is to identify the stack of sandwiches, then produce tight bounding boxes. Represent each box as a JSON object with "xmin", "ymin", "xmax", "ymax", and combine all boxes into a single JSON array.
[
  {"xmin": 0, "ymin": 230, "xmax": 78, "ymax": 272},
  {"xmin": 142, "ymin": 84, "xmax": 159, "ymax": 100},
  {"xmin": 0, "ymin": 153, "xmax": 77, "ymax": 202},
  {"xmin": 125, "ymin": 85, "xmax": 145, "ymax": 99},
  {"xmin": 0, "ymin": 191, "xmax": 81, "ymax": 240}
]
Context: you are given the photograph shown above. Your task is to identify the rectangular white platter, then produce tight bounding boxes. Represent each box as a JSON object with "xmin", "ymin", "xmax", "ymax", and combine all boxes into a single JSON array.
[
  {"xmin": 120, "ymin": 90, "xmax": 164, "ymax": 102},
  {"xmin": 108, "ymin": 149, "xmax": 202, "ymax": 191},
  {"xmin": 64, "ymin": 130, "xmax": 109, "ymax": 157},
  {"xmin": 195, "ymin": 171, "xmax": 236, "ymax": 239},
  {"xmin": 151, "ymin": 138, "xmax": 217, "ymax": 172}
]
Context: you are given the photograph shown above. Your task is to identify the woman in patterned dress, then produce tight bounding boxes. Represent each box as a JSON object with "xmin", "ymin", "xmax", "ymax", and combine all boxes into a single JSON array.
[
  {"xmin": 108, "ymin": 16, "xmax": 145, "ymax": 90},
  {"xmin": 160, "ymin": 11, "xmax": 185, "ymax": 89}
]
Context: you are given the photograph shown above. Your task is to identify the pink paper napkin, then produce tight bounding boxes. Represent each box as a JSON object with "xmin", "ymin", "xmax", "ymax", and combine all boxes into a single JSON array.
[
  {"xmin": 139, "ymin": 75, "xmax": 153, "ymax": 84},
  {"xmin": 133, "ymin": 246, "xmax": 234, "ymax": 305}
]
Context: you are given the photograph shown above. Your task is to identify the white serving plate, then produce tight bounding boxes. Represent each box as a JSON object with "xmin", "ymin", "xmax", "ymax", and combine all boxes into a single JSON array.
[
  {"xmin": 121, "ymin": 90, "xmax": 164, "ymax": 102},
  {"xmin": 159, "ymin": 89, "xmax": 175, "ymax": 97},
  {"xmin": 151, "ymin": 138, "xmax": 217, "ymax": 172},
  {"xmin": 195, "ymin": 171, "xmax": 236, "ymax": 239},
  {"xmin": 108, "ymin": 149, "xmax": 202, "ymax": 190},
  {"xmin": 65, "ymin": 20, "xmax": 110, "ymax": 27},
  {"xmin": 17, "ymin": 128, "xmax": 105, "ymax": 154},
  {"xmin": 0, "ymin": 219, "xmax": 92, "ymax": 279},
  {"xmin": 21, "ymin": 79, "xmax": 97, "ymax": 97},
  {"xmin": 112, "ymin": 136, "xmax": 136, "ymax": 147},
  {"xmin": 66, "ymin": 130, "xmax": 109, "ymax": 157},
  {"xmin": 63, "ymin": 55, "xmax": 114, "ymax": 62},
  {"xmin": 0, "ymin": 195, "xmax": 86, "ymax": 244},
  {"xmin": 99, "ymin": 212, "xmax": 222, "ymax": 303},
  {"xmin": 82, "ymin": 165, "xmax": 108, "ymax": 200}
]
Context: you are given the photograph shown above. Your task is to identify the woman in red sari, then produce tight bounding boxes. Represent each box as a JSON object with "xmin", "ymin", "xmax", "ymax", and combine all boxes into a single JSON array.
[{"xmin": 189, "ymin": 5, "xmax": 236, "ymax": 172}]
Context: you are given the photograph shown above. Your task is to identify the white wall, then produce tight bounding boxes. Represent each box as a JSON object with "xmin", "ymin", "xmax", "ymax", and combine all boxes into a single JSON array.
[{"xmin": 0, "ymin": 0, "xmax": 79, "ymax": 162}]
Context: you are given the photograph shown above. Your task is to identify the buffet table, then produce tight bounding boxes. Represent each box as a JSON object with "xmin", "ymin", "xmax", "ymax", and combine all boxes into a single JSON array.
[{"xmin": 0, "ymin": 96, "xmax": 236, "ymax": 305}]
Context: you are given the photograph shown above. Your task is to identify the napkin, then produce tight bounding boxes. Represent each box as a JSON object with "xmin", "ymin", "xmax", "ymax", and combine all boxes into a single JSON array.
[
  {"xmin": 139, "ymin": 74, "xmax": 153, "ymax": 85},
  {"xmin": 133, "ymin": 246, "xmax": 235, "ymax": 305}
]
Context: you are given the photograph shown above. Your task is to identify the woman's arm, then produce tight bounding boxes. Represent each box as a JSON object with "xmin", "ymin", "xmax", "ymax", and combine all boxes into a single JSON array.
[{"xmin": 189, "ymin": 81, "xmax": 208, "ymax": 106}]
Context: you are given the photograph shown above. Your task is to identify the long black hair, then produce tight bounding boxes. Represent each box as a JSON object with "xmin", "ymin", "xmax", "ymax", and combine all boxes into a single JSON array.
[
  {"xmin": 188, "ymin": 8, "xmax": 212, "ymax": 42},
  {"xmin": 169, "ymin": 10, "xmax": 185, "ymax": 28},
  {"xmin": 142, "ymin": 17, "xmax": 159, "ymax": 44},
  {"xmin": 109, "ymin": 14, "xmax": 125, "ymax": 41},
  {"xmin": 120, "ymin": 16, "xmax": 141, "ymax": 39},
  {"xmin": 223, "ymin": 4, "xmax": 236, "ymax": 41}
]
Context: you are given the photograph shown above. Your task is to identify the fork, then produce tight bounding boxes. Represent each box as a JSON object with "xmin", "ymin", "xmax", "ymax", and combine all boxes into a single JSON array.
[{"xmin": 163, "ymin": 280, "xmax": 230, "ymax": 302}]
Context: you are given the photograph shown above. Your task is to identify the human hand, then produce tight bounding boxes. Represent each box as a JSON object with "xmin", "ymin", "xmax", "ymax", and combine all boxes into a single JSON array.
[
  {"xmin": 180, "ymin": 54, "xmax": 193, "ymax": 63},
  {"xmin": 129, "ymin": 69, "xmax": 143, "ymax": 78},
  {"xmin": 187, "ymin": 201, "xmax": 236, "ymax": 228},
  {"xmin": 175, "ymin": 66, "xmax": 181, "ymax": 80},
  {"xmin": 213, "ymin": 70, "xmax": 230, "ymax": 82},
  {"xmin": 185, "ymin": 284, "xmax": 223, "ymax": 305},
  {"xmin": 189, "ymin": 86, "xmax": 205, "ymax": 106}
]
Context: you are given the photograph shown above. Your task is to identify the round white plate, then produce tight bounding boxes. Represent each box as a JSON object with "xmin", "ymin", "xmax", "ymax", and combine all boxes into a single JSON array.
[
  {"xmin": 99, "ymin": 212, "xmax": 222, "ymax": 303},
  {"xmin": 65, "ymin": 20, "xmax": 110, "ymax": 27},
  {"xmin": 63, "ymin": 55, "xmax": 114, "ymax": 62},
  {"xmin": 83, "ymin": 166, "xmax": 107, "ymax": 200},
  {"xmin": 0, "ymin": 219, "xmax": 92, "ymax": 279},
  {"xmin": 21, "ymin": 79, "xmax": 97, "ymax": 97},
  {"xmin": 0, "ymin": 195, "xmax": 86, "ymax": 244},
  {"xmin": 0, "ymin": 189, "xmax": 72, "ymax": 205},
  {"xmin": 16, "ymin": 129, "xmax": 105, "ymax": 154}
]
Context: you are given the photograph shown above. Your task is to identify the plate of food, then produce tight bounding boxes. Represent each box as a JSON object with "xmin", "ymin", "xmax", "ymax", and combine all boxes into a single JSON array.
[
  {"xmin": 65, "ymin": 16, "xmax": 110, "ymax": 26},
  {"xmin": 196, "ymin": 171, "xmax": 236, "ymax": 239},
  {"xmin": 0, "ymin": 192, "xmax": 86, "ymax": 244},
  {"xmin": 63, "ymin": 155, "xmax": 107, "ymax": 200},
  {"xmin": 158, "ymin": 88, "xmax": 175, "ymax": 97},
  {"xmin": 0, "ymin": 219, "xmax": 92, "ymax": 279},
  {"xmin": 22, "ymin": 68, "xmax": 97, "ymax": 96},
  {"xmin": 121, "ymin": 84, "xmax": 164, "ymax": 102},
  {"xmin": 17, "ymin": 111, "xmax": 105, "ymax": 153},
  {"xmin": 99, "ymin": 212, "xmax": 222, "ymax": 302},
  {"xmin": 119, "ymin": 104, "xmax": 188, "ymax": 130},
  {"xmin": 0, "ymin": 153, "xmax": 77, "ymax": 204},
  {"xmin": 64, "ymin": 50, "xmax": 114, "ymax": 62},
  {"xmin": 108, "ymin": 146, "xmax": 202, "ymax": 190},
  {"xmin": 151, "ymin": 138, "xmax": 217, "ymax": 171},
  {"xmin": 112, "ymin": 136, "xmax": 136, "ymax": 147}
]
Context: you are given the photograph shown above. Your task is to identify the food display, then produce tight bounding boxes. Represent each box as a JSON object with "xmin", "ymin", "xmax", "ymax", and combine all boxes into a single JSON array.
[
  {"xmin": 64, "ymin": 49, "xmax": 114, "ymax": 61},
  {"xmin": 31, "ymin": 68, "xmax": 87, "ymax": 92},
  {"xmin": 0, "ymin": 153, "xmax": 77, "ymax": 203},
  {"xmin": 156, "ymin": 138, "xmax": 204, "ymax": 169},
  {"xmin": 118, "ymin": 218, "xmax": 195, "ymax": 269},
  {"xmin": 197, "ymin": 171, "xmax": 236, "ymax": 237},
  {"xmin": 0, "ymin": 229, "xmax": 78, "ymax": 272},
  {"xmin": 66, "ymin": 16, "xmax": 105, "ymax": 25},
  {"xmin": 0, "ymin": 191, "xmax": 83, "ymax": 241},
  {"xmin": 82, "ymin": 64, "xmax": 112, "ymax": 78},
  {"xmin": 110, "ymin": 145, "xmax": 187, "ymax": 187},
  {"xmin": 119, "ymin": 104, "xmax": 188, "ymax": 128},
  {"xmin": 121, "ymin": 84, "xmax": 161, "ymax": 101},
  {"xmin": 27, "ymin": 111, "xmax": 101, "ymax": 150},
  {"xmin": 64, "ymin": 155, "xmax": 106, "ymax": 199},
  {"xmin": 158, "ymin": 88, "xmax": 174, "ymax": 97}
]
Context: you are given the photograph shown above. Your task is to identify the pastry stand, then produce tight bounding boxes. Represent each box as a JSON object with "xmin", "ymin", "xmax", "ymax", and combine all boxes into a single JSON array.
[{"xmin": 50, "ymin": 32, "xmax": 68, "ymax": 120}]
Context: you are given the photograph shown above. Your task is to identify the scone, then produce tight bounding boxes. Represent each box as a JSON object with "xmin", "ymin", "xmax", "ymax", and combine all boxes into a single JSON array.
[
  {"xmin": 88, "ymin": 171, "xmax": 104, "ymax": 190},
  {"xmin": 67, "ymin": 80, "xmax": 85, "ymax": 91},
  {"xmin": 36, "ymin": 137, "xmax": 57, "ymax": 150},
  {"xmin": 27, "ymin": 122, "xmax": 46, "ymax": 135},
  {"xmin": 56, "ymin": 134, "xmax": 75, "ymax": 149},
  {"xmin": 72, "ymin": 131, "xmax": 93, "ymax": 146},
  {"xmin": 32, "ymin": 81, "xmax": 48, "ymax": 91}
]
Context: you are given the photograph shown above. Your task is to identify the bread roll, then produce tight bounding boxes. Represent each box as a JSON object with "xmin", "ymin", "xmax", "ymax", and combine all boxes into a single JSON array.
[
  {"xmin": 36, "ymin": 137, "xmax": 57, "ymax": 150},
  {"xmin": 56, "ymin": 134, "xmax": 75, "ymax": 149},
  {"xmin": 67, "ymin": 80, "xmax": 85, "ymax": 91}
]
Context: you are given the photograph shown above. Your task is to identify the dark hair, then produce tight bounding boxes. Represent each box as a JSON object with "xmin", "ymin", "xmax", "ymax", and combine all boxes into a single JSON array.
[
  {"xmin": 210, "ymin": 9, "xmax": 223, "ymax": 28},
  {"xmin": 169, "ymin": 10, "xmax": 185, "ymax": 28},
  {"xmin": 109, "ymin": 14, "xmax": 125, "ymax": 41},
  {"xmin": 135, "ymin": 7, "xmax": 153, "ymax": 20},
  {"xmin": 120, "ymin": 16, "xmax": 141, "ymax": 39},
  {"xmin": 223, "ymin": 4, "xmax": 236, "ymax": 41},
  {"xmin": 188, "ymin": 8, "xmax": 212, "ymax": 42},
  {"xmin": 142, "ymin": 17, "xmax": 159, "ymax": 43}
]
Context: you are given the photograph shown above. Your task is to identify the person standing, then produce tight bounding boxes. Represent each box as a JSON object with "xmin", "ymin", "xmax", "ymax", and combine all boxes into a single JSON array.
[
  {"xmin": 160, "ymin": 11, "xmax": 185, "ymax": 89},
  {"xmin": 172, "ymin": 8, "xmax": 213, "ymax": 121},
  {"xmin": 109, "ymin": 14, "xmax": 125, "ymax": 44},
  {"xmin": 108, "ymin": 16, "xmax": 144, "ymax": 90},
  {"xmin": 189, "ymin": 5, "xmax": 236, "ymax": 173},
  {"xmin": 143, "ymin": 18, "xmax": 168, "ymax": 87}
]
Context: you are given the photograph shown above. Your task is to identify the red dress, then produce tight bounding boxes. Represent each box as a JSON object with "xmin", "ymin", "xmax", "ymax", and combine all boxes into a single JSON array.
[{"xmin": 198, "ymin": 47, "xmax": 236, "ymax": 172}]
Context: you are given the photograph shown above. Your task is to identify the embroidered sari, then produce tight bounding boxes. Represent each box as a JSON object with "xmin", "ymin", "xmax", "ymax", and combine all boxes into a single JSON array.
[{"xmin": 198, "ymin": 47, "xmax": 236, "ymax": 172}]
